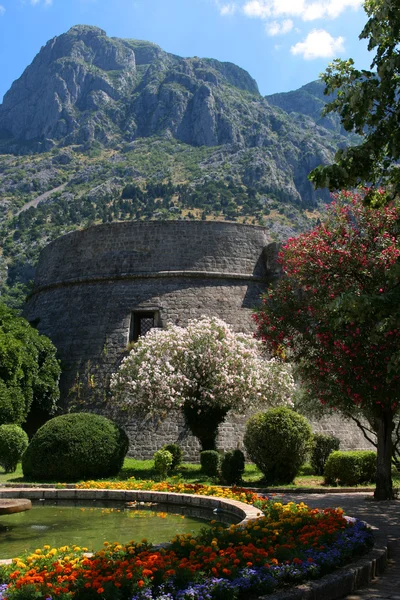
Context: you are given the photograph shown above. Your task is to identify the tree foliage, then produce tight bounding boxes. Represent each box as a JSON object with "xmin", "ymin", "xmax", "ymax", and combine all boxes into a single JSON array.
[
  {"xmin": 110, "ymin": 316, "xmax": 294, "ymax": 451},
  {"xmin": 254, "ymin": 190, "xmax": 400, "ymax": 499},
  {"xmin": 310, "ymin": 0, "xmax": 400, "ymax": 196},
  {"xmin": 0, "ymin": 303, "xmax": 60, "ymax": 425}
]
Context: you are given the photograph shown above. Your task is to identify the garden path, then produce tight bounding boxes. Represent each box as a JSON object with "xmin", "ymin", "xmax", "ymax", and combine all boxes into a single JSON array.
[{"xmin": 274, "ymin": 492, "xmax": 400, "ymax": 600}]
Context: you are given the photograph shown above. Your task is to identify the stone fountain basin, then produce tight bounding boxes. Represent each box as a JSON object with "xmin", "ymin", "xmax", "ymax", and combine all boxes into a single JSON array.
[{"xmin": 0, "ymin": 499, "xmax": 32, "ymax": 515}]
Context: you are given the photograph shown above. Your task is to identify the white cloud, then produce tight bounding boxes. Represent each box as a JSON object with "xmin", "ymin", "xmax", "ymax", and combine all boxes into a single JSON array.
[
  {"xmin": 243, "ymin": 0, "xmax": 272, "ymax": 18},
  {"xmin": 266, "ymin": 19, "xmax": 293, "ymax": 36},
  {"xmin": 0, "ymin": 4, "xmax": 5, "ymax": 15},
  {"xmin": 291, "ymin": 29, "xmax": 344, "ymax": 59},
  {"xmin": 302, "ymin": 3, "xmax": 326, "ymax": 20},
  {"xmin": 30, "ymin": 0, "xmax": 53, "ymax": 5},
  {"xmin": 214, "ymin": 1, "xmax": 237, "ymax": 16},
  {"xmin": 242, "ymin": 0, "xmax": 362, "ymax": 22},
  {"xmin": 220, "ymin": 3, "xmax": 237, "ymax": 16}
]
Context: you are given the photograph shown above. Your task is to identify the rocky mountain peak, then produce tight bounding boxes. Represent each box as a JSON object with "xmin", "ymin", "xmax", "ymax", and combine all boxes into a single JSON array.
[{"xmin": 0, "ymin": 26, "xmax": 264, "ymax": 152}]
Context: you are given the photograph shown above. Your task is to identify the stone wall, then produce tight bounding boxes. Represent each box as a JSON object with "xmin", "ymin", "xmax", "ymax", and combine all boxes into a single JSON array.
[
  {"xmin": 112, "ymin": 409, "xmax": 373, "ymax": 461},
  {"xmin": 24, "ymin": 220, "xmax": 373, "ymax": 459}
]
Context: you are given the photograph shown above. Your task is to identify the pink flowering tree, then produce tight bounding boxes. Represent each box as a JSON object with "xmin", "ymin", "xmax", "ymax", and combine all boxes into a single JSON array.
[
  {"xmin": 254, "ymin": 190, "xmax": 400, "ymax": 500},
  {"xmin": 110, "ymin": 316, "xmax": 294, "ymax": 451}
]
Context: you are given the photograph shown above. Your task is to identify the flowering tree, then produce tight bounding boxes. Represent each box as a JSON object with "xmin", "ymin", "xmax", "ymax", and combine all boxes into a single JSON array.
[
  {"xmin": 110, "ymin": 316, "xmax": 294, "ymax": 451},
  {"xmin": 254, "ymin": 190, "xmax": 400, "ymax": 500}
]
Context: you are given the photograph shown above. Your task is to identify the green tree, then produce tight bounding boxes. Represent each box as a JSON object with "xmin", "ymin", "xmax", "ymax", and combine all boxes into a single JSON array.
[
  {"xmin": 309, "ymin": 0, "xmax": 400, "ymax": 196},
  {"xmin": 0, "ymin": 303, "xmax": 60, "ymax": 425},
  {"xmin": 254, "ymin": 191, "xmax": 400, "ymax": 500}
]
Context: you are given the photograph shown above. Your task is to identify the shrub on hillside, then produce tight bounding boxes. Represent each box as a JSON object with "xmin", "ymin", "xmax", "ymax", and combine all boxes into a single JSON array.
[
  {"xmin": 161, "ymin": 443, "xmax": 183, "ymax": 470},
  {"xmin": 244, "ymin": 407, "xmax": 312, "ymax": 484},
  {"xmin": 311, "ymin": 433, "xmax": 340, "ymax": 475},
  {"xmin": 200, "ymin": 450, "xmax": 221, "ymax": 477},
  {"xmin": 324, "ymin": 450, "xmax": 376, "ymax": 486},
  {"xmin": 0, "ymin": 424, "xmax": 29, "ymax": 473},
  {"xmin": 220, "ymin": 449, "xmax": 245, "ymax": 485},
  {"xmin": 22, "ymin": 413, "xmax": 129, "ymax": 481}
]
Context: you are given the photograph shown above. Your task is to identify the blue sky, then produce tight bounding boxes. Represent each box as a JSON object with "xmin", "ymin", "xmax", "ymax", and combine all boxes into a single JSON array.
[{"xmin": 0, "ymin": 0, "xmax": 372, "ymax": 103}]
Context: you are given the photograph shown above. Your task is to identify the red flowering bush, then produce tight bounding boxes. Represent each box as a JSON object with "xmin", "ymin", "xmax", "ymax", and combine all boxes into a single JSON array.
[{"xmin": 254, "ymin": 190, "xmax": 400, "ymax": 500}]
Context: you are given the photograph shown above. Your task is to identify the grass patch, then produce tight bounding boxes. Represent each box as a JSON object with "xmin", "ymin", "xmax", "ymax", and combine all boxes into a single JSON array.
[{"xmin": 1, "ymin": 458, "xmax": 399, "ymax": 489}]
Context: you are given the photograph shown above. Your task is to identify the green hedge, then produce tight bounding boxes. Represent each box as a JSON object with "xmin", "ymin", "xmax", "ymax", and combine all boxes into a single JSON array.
[
  {"xmin": 324, "ymin": 450, "xmax": 376, "ymax": 486},
  {"xmin": 22, "ymin": 413, "xmax": 129, "ymax": 481}
]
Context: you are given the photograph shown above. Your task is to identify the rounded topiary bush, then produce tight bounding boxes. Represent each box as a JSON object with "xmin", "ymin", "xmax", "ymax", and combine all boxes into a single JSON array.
[
  {"xmin": 244, "ymin": 407, "xmax": 312, "ymax": 484},
  {"xmin": 154, "ymin": 449, "xmax": 173, "ymax": 478},
  {"xmin": 161, "ymin": 443, "xmax": 183, "ymax": 470},
  {"xmin": 200, "ymin": 450, "xmax": 221, "ymax": 477},
  {"xmin": 22, "ymin": 413, "xmax": 129, "ymax": 481},
  {"xmin": 0, "ymin": 424, "xmax": 29, "ymax": 473},
  {"xmin": 221, "ymin": 449, "xmax": 245, "ymax": 485}
]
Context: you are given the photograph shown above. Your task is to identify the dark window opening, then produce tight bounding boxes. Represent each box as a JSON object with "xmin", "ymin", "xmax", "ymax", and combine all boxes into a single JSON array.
[
  {"xmin": 29, "ymin": 318, "xmax": 40, "ymax": 329},
  {"xmin": 130, "ymin": 311, "xmax": 159, "ymax": 342}
]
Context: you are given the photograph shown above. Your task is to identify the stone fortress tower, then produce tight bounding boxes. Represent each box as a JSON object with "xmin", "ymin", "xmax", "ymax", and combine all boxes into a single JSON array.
[{"xmin": 24, "ymin": 220, "xmax": 371, "ymax": 458}]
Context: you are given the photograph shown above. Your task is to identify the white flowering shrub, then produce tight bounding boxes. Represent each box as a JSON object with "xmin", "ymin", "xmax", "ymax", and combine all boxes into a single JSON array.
[{"xmin": 110, "ymin": 317, "xmax": 294, "ymax": 450}]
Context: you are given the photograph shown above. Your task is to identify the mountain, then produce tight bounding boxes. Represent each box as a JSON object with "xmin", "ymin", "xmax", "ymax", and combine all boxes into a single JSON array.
[
  {"xmin": 0, "ymin": 24, "xmax": 260, "ymax": 151},
  {"xmin": 0, "ymin": 26, "xmax": 355, "ymax": 307},
  {"xmin": 266, "ymin": 81, "xmax": 360, "ymax": 143}
]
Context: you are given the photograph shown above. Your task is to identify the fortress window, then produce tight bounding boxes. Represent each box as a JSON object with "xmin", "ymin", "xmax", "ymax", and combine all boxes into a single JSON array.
[{"xmin": 130, "ymin": 311, "xmax": 159, "ymax": 342}]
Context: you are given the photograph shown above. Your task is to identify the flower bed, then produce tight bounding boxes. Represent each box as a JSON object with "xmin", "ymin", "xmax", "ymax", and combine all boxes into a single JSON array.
[
  {"xmin": 0, "ymin": 485, "xmax": 373, "ymax": 600},
  {"xmin": 74, "ymin": 479, "xmax": 261, "ymax": 505}
]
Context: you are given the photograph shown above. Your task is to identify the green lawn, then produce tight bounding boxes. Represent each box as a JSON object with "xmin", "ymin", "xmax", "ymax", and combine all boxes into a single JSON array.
[{"xmin": 1, "ymin": 458, "xmax": 398, "ymax": 489}]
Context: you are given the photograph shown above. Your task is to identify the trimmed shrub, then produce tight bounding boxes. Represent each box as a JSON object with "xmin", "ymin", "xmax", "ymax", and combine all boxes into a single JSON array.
[
  {"xmin": 324, "ymin": 450, "xmax": 377, "ymax": 486},
  {"xmin": 244, "ymin": 407, "xmax": 312, "ymax": 484},
  {"xmin": 200, "ymin": 450, "xmax": 221, "ymax": 477},
  {"xmin": 221, "ymin": 449, "xmax": 245, "ymax": 485},
  {"xmin": 0, "ymin": 424, "xmax": 29, "ymax": 473},
  {"xmin": 311, "ymin": 433, "xmax": 340, "ymax": 476},
  {"xmin": 22, "ymin": 413, "xmax": 129, "ymax": 481},
  {"xmin": 161, "ymin": 443, "xmax": 183, "ymax": 470},
  {"xmin": 154, "ymin": 449, "xmax": 173, "ymax": 478}
]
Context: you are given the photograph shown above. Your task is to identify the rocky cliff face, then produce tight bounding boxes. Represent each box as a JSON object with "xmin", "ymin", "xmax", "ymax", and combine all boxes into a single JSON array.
[
  {"xmin": 0, "ymin": 26, "xmax": 352, "ymax": 158},
  {"xmin": 0, "ymin": 25, "xmax": 354, "ymax": 211},
  {"xmin": 0, "ymin": 26, "xmax": 138, "ymax": 148},
  {"xmin": 0, "ymin": 25, "xmax": 262, "ymax": 151},
  {"xmin": 266, "ymin": 80, "xmax": 360, "ymax": 144}
]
